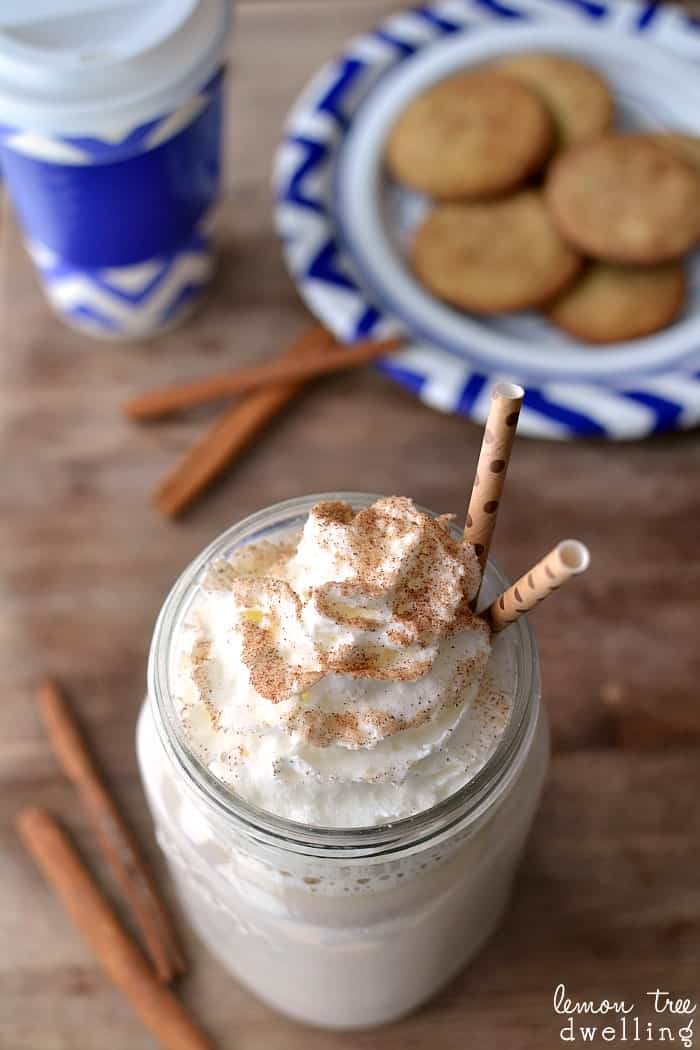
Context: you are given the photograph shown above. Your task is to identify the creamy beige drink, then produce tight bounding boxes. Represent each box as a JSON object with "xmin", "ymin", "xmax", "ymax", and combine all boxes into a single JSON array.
[{"xmin": 137, "ymin": 492, "xmax": 549, "ymax": 1028}]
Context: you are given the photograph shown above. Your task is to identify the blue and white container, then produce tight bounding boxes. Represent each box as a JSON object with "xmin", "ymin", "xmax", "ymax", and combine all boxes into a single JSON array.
[{"xmin": 0, "ymin": 1, "xmax": 231, "ymax": 340}]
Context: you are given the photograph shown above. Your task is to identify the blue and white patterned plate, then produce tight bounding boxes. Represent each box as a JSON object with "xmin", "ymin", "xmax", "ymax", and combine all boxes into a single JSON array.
[{"xmin": 274, "ymin": 0, "xmax": 700, "ymax": 439}]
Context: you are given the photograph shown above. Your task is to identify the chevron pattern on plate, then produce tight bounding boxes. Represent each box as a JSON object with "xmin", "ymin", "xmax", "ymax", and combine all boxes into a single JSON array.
[{"xmin": 274, "ymin": 0, "xmax": 700, "ymax": 440}]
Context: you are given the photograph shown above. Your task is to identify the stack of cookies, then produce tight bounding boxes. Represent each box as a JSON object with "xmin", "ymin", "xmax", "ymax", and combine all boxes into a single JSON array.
[{"xmin": 385, "ymin": 54, "xmax": 700, "ymax": 344}]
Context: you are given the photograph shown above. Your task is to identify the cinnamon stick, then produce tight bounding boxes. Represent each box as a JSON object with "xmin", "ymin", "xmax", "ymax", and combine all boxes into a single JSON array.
[
  {"xmin": 37, "ymin": 680, "xmax": 185, "ymax": 983},
  {"xmin": 16, "ymin": 808, "xmax": 214, "ymax": 1050},
  {"xmin": 124, "ymin": 334, "xmax": 401, "ymax": 420},
  {"xmin": 154, "ymin": 325, "xmax": 335, "ymax": 518}
]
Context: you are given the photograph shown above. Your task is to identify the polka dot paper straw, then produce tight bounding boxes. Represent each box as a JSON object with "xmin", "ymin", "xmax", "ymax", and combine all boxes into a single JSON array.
[
  {"xmin": 464, "ymin": 382, "xmax": 524, "ymax": 572},
  {"xmin": 488, "ymin": 540, "xmax": 590, "ymax": 633}
]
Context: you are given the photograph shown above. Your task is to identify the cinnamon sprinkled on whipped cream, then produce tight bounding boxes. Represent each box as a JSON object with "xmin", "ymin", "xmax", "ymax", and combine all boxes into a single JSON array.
[{"xmin": 172, "ymin": 497, "xmax": 513, "ymax": 827}]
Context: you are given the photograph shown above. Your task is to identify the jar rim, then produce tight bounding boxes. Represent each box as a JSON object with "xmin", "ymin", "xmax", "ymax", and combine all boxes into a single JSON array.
[{"xmin": 147, "ymin": 492, "xmax": 541, "ymax": 859}]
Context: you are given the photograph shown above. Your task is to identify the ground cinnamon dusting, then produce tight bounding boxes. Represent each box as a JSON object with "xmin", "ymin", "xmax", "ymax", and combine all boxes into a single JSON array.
[
  {"xmin": 186, "ymin": 497, "xmax": 492, "ymax": 749},
  {"xmin": 190, "ymin": 638, "xmax": 220, "ymax": 730},
  {"xmin": 241, "ymin": 618, "xmax": 321, "ymax": 702}
]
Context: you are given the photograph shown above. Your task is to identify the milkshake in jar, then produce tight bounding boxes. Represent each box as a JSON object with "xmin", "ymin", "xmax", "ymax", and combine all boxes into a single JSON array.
[
  {"xmin": 137, "ymin": 487, "xmax": 552, "ymax": 1028},
  {"xmin": 0, "ymin": 1, "xmax": 230, "ymax": 339}
]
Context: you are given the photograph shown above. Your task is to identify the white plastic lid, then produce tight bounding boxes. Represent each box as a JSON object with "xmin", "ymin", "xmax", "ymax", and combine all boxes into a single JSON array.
[{"xmin": 0, "ymin": 0, "xmax": 230, "ymax": 135}]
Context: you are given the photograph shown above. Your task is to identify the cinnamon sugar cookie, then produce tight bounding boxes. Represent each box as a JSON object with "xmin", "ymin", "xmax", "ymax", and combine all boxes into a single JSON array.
[
  {"xmin": 547, "ymin": 262, "xmax": 686, "ymax": 343},
  {"xmin": 495, "ymin": 52, "xmax": 613, "ymax": 147},
  {"xmin": 412, "ymin": 191, "xmax": 581, "ymax": 313},
  {"xmin": 545, "ymin": 135, "xmax": 700, "ymax": 263},
  {"xmin": 643, "ymin": 132, "xmax": 700, "ymax": 173},
  {"xmin": 385, "ymin": 71, "xmax": 553, "ymax": 200}
]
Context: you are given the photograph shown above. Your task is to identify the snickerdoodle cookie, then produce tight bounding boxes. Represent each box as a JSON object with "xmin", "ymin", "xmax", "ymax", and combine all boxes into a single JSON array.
[
  {"xmin": 495, "ymin": 52, "xmax": 613, "ymax": 148},
  {"xmin": 385, "ymin": 71, "xmax": 553, "ymax": 200},
  {"xmin": 545, "ymin": 135, "xmax": 700, "ymax": 263},
  {"xmin": 642, "ymin": 132, "xmax": 700, "ymax": 173},
  {"xmin": 412, "ymin": 191, "xmax": 581, "ymax": 313},
  {"xmin": 547, "ymin": 261, "xmax": 686, "ymax": 343}
]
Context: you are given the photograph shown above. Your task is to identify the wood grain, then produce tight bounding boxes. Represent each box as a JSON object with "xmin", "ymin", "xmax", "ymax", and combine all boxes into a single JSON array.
[{"xmin": 1, "ymin": 2, "xmax": 699, "ymax": 1047}]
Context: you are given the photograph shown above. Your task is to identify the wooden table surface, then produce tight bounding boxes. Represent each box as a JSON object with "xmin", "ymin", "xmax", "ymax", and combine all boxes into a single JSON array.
[{"xmin": 1, "ymin": 3, "xmax": 699, "ymax": 1048}]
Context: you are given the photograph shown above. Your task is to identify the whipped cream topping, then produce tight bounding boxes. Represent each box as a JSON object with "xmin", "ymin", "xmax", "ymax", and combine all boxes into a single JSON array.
[{"xmin": 172, "ymin": 497, "xmax": 513, "ymax": 827}]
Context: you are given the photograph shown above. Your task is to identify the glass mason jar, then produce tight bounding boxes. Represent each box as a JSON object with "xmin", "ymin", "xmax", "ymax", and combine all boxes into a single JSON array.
[{"xmin": 137, "ymin": 494, "xmax": 549, "ymax": 1029}]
